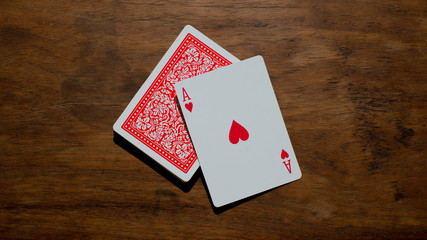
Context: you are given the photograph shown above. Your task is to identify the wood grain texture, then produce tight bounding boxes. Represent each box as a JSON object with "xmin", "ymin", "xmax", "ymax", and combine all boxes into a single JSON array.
[{"xmin": 1, "ymin": 0, "xmax": 426, "ymax": 239}]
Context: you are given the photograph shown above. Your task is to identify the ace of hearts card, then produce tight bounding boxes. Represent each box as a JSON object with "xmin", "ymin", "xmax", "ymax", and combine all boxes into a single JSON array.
[{"xmin": 175, "ymin": 56, "xmax": 302, "ymax": 207}]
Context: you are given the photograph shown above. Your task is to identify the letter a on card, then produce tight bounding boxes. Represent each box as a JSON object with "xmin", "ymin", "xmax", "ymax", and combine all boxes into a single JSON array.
[{"xmin": 182, "ymin": 88, "xmax": 191, "ymax": 102}]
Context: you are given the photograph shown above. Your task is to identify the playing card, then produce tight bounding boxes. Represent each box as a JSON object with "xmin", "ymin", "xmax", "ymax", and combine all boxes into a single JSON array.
[
  {"xmin": 175, "ymin": 56, "xmax": 301, "ymax": 207},
  {"xmin": 113, "ymin": 25, "xmax": 239, "ymax": 182}
]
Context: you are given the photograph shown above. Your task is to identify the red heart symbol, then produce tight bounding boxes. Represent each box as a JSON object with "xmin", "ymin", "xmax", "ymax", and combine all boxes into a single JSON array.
[
  {"xmin": 229, "ymin": 120, "xmax": 249, "ymax": 144},
  {"xmin": 281, "ymin": 149, "xmax": 289, "ymax": 159},
  {"xmin": 185, "ymin": 102, "xmax": 193, "ymax": 112}
]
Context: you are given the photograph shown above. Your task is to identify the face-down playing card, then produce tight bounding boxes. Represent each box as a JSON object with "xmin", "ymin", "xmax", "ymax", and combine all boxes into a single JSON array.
[
  {"xmin": 175, "ymin": 56, "xmax": 302, "ymax": 207},
  {"xmin": 113, "ymin": 25, "xmax": 239, "ymax": 182}
]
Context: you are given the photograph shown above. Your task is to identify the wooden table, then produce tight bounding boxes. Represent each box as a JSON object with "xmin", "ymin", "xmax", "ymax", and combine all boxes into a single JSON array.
[{"xmin": 1, "ymin": 1, "xmax": 426, "ymax": 239}]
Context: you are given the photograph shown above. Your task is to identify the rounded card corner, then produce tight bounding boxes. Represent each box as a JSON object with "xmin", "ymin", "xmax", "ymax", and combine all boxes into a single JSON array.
[
  {"xmin": 173, "ymin": 81, "xmax": 181, "ymax": 90},
  {"xmin": 254, "ymin": 55, "xmax": 264, "ymax": 63},
  {"xmin": 183, "ymin": 25, "xmax": 194, "ymax": 32},
  {"xmin": 295, "ymin": 171, "xmax": 302, "ymax": 180},
  {"xmin": 112, "ymin": 122, "xmax": 121, "ymax": 132},
  {"xmin": 179, "ymin": 174, "xmax": 191, "ymax": 183},
  {"xmin": 212, "ymin": 199, "xmax": 225, "ymax": 208}
]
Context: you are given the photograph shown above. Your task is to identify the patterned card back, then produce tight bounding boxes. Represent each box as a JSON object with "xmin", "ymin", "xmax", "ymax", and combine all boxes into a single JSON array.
[{"xmin": 122, "ymin": 34, "xmax": 232, "ymax": 173}]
